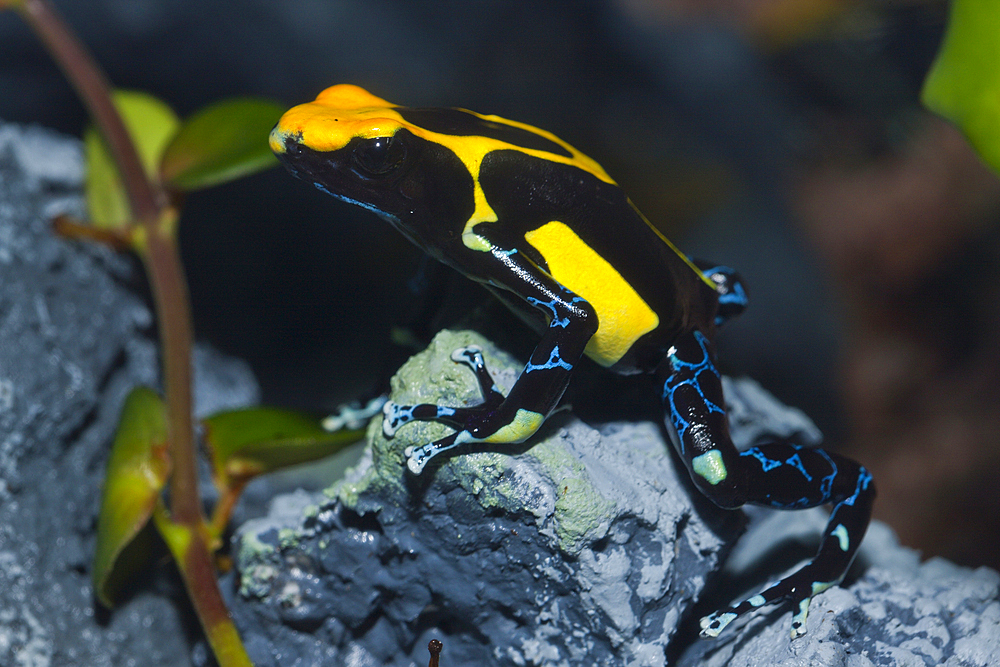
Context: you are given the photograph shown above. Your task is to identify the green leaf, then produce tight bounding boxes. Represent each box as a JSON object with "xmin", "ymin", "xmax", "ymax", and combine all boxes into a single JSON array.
[
  {"xmin": 93, "ymin": 387, "xmax": 171, "ymax": 608},
  {"xmin": 203, "ymin": 407, "xmax": 365, "ymax": 485},
  {"xmin": 160, "ymin": 98, "xmax": 285, "ymax": 191},
  {"xmin": 922, "ymin": 0, "xmax": 1000, "ymax": 174},
  {"xmin": 85, "ymin": 90, "xmax": 180, "ymax": 228}
]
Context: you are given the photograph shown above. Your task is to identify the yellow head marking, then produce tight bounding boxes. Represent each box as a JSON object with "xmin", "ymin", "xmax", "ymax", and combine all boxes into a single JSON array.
[{"xmin": 271, "ymin": 84, "xmax": 404, "ymax": 154}]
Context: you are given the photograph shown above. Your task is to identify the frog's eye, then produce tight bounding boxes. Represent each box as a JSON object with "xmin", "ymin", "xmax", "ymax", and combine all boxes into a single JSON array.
[{"xmin": 352, "ymin": 136, "xmax": 406, "ymax": 175}]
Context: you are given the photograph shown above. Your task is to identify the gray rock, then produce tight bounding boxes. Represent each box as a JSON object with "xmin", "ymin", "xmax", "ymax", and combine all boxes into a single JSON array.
[
  {"xmin": 0, "ymin": 121, "xmax": 259, "ymax": 666},
  {"xmin": 677, "ymin": 509, "xmax": 1000, "ymax": 667},
  {"xmin": 229, "ymin": 329, "xmax": 743, "ymax": 666},
  {"xmin": 230, "ymin": 329, "xmax": 1000, "ymax": 667}
]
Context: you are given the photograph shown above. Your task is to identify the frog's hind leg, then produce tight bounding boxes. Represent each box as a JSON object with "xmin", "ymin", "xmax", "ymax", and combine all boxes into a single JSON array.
[{"xmin": 658, "ymin": 329, "xmax": 875, "ymax": 639}]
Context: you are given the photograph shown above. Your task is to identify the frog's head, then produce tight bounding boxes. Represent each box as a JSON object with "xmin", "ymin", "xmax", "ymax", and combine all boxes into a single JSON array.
[
  {"xmin": 270, "ymin": 85, "xmax": 411, "ymax": 222},
  {"xmin": 270, "ymin": 85, "xmax": 473, "ymax": 241}
]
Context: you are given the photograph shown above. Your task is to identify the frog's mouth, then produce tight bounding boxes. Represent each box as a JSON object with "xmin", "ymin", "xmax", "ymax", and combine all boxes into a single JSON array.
[
  {"xmin": 271, "ymin": 133, "xmax": 404, "ymax": 225},
  {"xmin": 271, "ymin": 131, "xmax": 336, "ymax": 176}
]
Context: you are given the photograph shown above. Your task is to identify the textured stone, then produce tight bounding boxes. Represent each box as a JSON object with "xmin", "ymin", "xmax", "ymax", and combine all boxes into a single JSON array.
[
  {"xmin": 678, "ymin": 509, "xmax": 1000, "ymax": 667},
  {"xmin": 0, "ymin": 121, "xmax": 259, "ymax": 666},
  {"xmin": 229, "ymin": 329, "xmax": 744, "ymax": 666},
  {"xmin": 229, "ymin": 327, "xmax": 1000, "ymax": 667}
]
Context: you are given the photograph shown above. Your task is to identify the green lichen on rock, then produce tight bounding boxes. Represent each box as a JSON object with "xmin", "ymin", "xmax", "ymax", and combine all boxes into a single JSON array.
[
  {"xmin": 236, "ymin": 529, "xmax": 280, "ymax": 599},
  {"xmin": 325, "ymin": 329, "xmax": 617, "ymax": 555},
  {"xmin": 528, "ymin": 429, "xmax": 617, "ymax": 555},
  {"xmin": 329, "ymin": 330, "xmax": 522, "ymax": 507}
]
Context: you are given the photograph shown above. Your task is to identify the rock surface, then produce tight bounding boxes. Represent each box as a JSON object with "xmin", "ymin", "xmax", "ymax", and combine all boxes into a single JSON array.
[
  {"xmin": 0, "ymin": 122, "xmax": 258, "ymax": 665},
  {"xmin": 229, "ymin": 329, "xmax": 747, "ymax": 666},
  {"xmin": 678, "ymin": 508, "xmax": 1000, "ymax": 667},
  {"xmin": 230, "ymin": 328, "xmax": 1000, "ymax": 667}
]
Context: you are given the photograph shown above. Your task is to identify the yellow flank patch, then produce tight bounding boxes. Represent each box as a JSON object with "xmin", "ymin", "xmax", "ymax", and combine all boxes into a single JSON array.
[{"xmin": 524, "ymin": 221, "xmax": 659, "ymax": 367}]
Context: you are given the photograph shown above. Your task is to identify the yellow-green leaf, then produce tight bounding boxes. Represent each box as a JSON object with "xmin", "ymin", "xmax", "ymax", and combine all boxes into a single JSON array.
[
  {"xmin": 160, "ymin": 98, "xmax": 285, "ymax": 191},
  {"xmin": 203, "ymin": 407, "xmax": 365, "ymax": 485},
  {"xmin": 93, "ymin": 387, "xmax": 170, "ymax": 608},
  {"xmin": 85, "ymin": 90, "xmax": 179, "ymax": 228},
  {"xmin": 922, "ymin": 0, "xmax": 1000, "ymax": 174}
]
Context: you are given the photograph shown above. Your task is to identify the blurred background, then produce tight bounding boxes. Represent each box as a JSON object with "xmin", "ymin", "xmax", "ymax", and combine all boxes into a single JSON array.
[{"xmin": 2, "ymin": 0, "xmax": 998, "ymax": 569}]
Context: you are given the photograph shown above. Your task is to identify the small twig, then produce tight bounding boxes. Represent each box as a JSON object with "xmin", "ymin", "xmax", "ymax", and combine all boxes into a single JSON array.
[
  {"xmin": 427, "ymin": 639, "xmax": 443, "ymax": 667},
  {"xmin": 52, "ymin": 215, "xmax": 131, "ymax": 251}
]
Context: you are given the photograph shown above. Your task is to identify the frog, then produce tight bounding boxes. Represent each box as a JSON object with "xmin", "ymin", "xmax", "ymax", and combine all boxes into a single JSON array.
[{"xmin": 269, "ymin": 84, "xmax": 875, "ymax": 639}]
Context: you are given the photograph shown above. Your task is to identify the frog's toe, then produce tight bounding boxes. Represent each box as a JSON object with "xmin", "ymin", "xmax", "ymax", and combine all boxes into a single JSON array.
[
  {"xmin": 699, "ymin": 611, "xmax": 737, "ymax": 638},
  {"xmin": 403, "ymin": 431, "xmax": 462, "ymax": 475},
  {"xmin": 404, "ymin": 444, "xmax": 427, "ymax": 474},
  {"xmin": 790, "ymin": 598, "xmax": 812, "ymax": 639},
  {"xmin": 450, "ymin": 345, "xmax": 483, "ymax": 367},
  {"xmin": 323, "ymin": 394, "xmax": 388, "ymax": 432},
  {"xmin": 382, "ymin": 400, "xmax": 414, "ymax": 436}
]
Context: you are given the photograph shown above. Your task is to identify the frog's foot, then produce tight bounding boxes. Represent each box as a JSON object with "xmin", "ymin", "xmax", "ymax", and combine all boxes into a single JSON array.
[
  {"xmin": 322, "ymin": 394, "xmax": 388, "ymax": 433},
  {"xmin": 382, "ymin": 400, "xmax": 458, "ymax": 437},
  {"xmin": 382, "ymin": 346, "xmax": 508, "ymax": 473},
  {"xmin": 403, "ymin": 431, "xmax": 462, "ymax": 474},
  {"xmin": 699, "ymin": 567, "xmax": 841, "ymax": 639},
  {"xmin": 692, "ymin": 261, "xmax": 748, "ymax": 327}
]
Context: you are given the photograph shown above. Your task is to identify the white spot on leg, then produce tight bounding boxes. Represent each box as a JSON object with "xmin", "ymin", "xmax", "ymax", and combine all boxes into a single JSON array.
[
  {"xmin": 692, "ymin": 449, "xmax": 728, "ymax": 485},
  {"xmin": 832, "ymin": 524, "xmax": 850, "ymax": 551}
]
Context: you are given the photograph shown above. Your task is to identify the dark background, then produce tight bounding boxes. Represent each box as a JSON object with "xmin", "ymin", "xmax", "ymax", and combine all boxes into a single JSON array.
[{"xmin": 3, "ymin": 0, "xmax": 998, "ymax": 569}]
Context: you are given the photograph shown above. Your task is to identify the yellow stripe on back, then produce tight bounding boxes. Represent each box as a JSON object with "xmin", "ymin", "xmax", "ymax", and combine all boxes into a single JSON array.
[{"xmin": 524, "ymin": 221, "xmax": 659, "ymax": 367}]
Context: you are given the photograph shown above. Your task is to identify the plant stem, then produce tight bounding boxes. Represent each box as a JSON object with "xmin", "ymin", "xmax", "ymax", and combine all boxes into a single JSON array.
[
  {"xmin": 14, "ymin": 2, "xmax": 253, "ymax": 663},
  {"xmin": 14, "ymin": 0, "xmax": 196, "ymax": 519},
  {"xmin": 140, "ymin": 216, "xmax": 200, "ymax": 525},
  {"xmin": 15, "ymin": 0, "xmax": 162, "ymax": 222},
  {"xmin": 154, "ymin": 506, "xmax": 253, "ymax": 667},
  {"xmin": 209, "ymin": 483, "xmax": 246, "ymax": 545}
]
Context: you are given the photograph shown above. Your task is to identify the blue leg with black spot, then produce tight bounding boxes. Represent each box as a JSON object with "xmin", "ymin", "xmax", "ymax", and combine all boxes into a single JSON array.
[
  {"xmin": 658, "ymin": 329, "xmax": 875, "ymax": 639},
  {"xmin": 383, "ymin": 346, "xmax": 510, "ymax": 473}
]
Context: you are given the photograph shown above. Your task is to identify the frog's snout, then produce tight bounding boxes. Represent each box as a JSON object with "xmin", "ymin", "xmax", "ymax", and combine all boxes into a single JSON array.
[
  {"xmin": 269, "ymin": 125, "xmax": 305, "ymax": 157},
  {"xmin": 268, "ymin": 124, "xmax": 286, "ymax": 155}
]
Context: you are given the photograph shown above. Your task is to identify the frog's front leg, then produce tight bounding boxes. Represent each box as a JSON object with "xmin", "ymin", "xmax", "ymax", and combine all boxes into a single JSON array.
[
  {"xmin": 658, "ymin": 329, "xmax": 875, "ymax": 639},
  {"xmin": 382, "ymin": 346, "xmax": 505, "ymax": 473},
  {"xmin": 385, "ymin": 246, "xmax": 597, "ymax": 474}
]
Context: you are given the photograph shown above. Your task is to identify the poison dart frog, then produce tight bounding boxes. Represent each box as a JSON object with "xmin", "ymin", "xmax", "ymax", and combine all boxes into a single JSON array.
[{"xmin": 269, "ymin": 84, "xmax": 875, "ymax": 639}]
